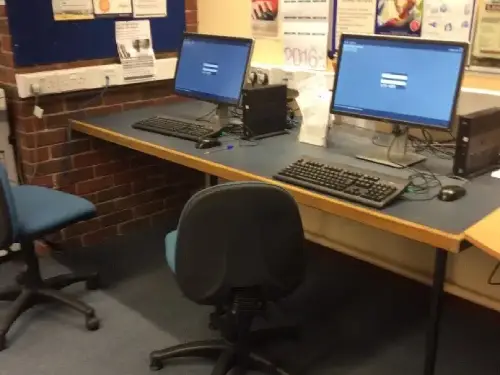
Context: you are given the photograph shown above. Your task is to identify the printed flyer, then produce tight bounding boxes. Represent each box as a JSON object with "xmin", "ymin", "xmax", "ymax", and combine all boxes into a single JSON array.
[{"xmin": 375, "ymin": 0, "xmax": 424, "ymax": 36}]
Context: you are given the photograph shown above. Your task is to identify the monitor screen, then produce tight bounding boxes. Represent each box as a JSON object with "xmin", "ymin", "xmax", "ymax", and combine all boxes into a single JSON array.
[
  {"xmin": 331, "ymin": 35, "xmax": 467, "ymax": 130},
  {"xmin": 174, "ymin": 34, "xmax": 253, "ymax": 106}
]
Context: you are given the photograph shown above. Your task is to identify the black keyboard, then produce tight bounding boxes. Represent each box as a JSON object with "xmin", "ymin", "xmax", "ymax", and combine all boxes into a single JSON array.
[
  {"xmin": 273, "ymin": 157, "xmax": 409, "ymax": 208},
  {"xmin": 132, "ymin": 116, "xmax": 216, "ymax": 141}
]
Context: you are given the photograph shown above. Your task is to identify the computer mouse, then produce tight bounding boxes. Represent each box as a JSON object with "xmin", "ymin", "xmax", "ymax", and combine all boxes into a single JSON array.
[
  {"xmin": 195, "ymin": 138, "xmax": 222, "ymax": 149},
  {"xmin": 437, "ymin": 185, "xmax": 467, "ymax": 202}
]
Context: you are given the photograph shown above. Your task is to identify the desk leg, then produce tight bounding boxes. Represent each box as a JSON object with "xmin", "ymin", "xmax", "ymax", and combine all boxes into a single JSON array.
[
  {"xmin": 207, "ymin": 175, "xmax": 218, "ymax": 187},
  {"xmin": 424, "ymin": 248, "xmax": 448, "ymax": 375}
]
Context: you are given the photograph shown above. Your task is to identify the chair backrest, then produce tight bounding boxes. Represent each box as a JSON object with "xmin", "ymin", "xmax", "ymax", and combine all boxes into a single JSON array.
[
  {"xmin": 175, "ymin": 181, "xmax": 305, "ymax": 305},
  {"xmin": 0, "ymin": 164, "xmax": 17, "ymax": 249}
]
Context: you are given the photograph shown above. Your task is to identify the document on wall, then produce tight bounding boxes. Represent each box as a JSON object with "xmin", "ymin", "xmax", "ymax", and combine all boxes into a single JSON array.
[
  {"xmin": 375, "ymin": 0, "xmax": 424, "ymax": 36},
  {"xmin": 116, "ymin": 20, "xmax": 156, "ymax": 83},
  {"xmin": 334, "ymin": 0, "xmax": 377, "ymax": 50},
  {"xmin": 421, "ymin": 0, "xmax": 475, "ymax": 41},
  {"xmin": 52, "ymin": 0, "xmax": 94, "ymax": 21},
  {"xmin": 282, "ymin": 0, "xmax": 329, "ymax": 70},
  {"xmin": 132, "ymin": 0, "xmax": 167, "ymax": 18},
  {"xmin": 473, "ymin": 0, "xmax": 500, "ymax": 59},
  {"xmin": 252, "ymin": 0, "xmax": 280, "ymax": 38},
  {"xmin": 93, "ymin": 0, "xmax": 132, "ymax": 17}
]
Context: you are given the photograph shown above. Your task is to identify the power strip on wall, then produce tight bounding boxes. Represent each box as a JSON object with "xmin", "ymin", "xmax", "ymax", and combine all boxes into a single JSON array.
[{"xmin": 15, "ymin": 58, "xmax": 178, "ymax": 99}]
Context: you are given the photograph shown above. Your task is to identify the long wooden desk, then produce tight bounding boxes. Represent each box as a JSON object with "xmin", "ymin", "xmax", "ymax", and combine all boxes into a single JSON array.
[{"xmin": 70, "ymin": 100, "xmax": 500, "ymax": 375}]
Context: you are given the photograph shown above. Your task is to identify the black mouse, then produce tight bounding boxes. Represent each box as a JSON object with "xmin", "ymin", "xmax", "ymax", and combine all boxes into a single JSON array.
[
  {"xmin": 195, "ymin": 138, "xmax": 221, "ymax": 150},
  {"xmin": 437, "ymin": 185, "xmax": 466, "ymax": 202}
]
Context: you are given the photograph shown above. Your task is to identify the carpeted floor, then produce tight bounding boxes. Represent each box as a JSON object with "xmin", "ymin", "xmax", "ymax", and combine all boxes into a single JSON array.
[{"xmin": 1, "ymin": 227, "xmax": 500, "ymax": 375}]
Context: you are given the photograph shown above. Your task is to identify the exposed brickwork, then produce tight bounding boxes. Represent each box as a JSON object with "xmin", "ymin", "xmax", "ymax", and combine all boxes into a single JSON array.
[{"xmin": 0, "ymin": 2, "xmax": 203, "ymax": 247}]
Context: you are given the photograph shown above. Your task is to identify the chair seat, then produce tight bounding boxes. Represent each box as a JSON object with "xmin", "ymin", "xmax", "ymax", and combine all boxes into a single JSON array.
[
  {"xmin": 165, "ymin": 230, "xmax": 177, "ymax": 273},
  {"xmin": 12, "ymin": 185, "xmax": 96, "ymax": 238}
]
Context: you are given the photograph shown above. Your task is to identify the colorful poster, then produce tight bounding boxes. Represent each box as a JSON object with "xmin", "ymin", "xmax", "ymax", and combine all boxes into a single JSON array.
[
  {"xmin": 472, "ymin": 0, "xmax": 500, "ymax": 59},
  {"xmin": 52, "ymin": 0, "xmax": 94, "ymax": 21},
  {"xmin": 251, "ymin": 0, "xmax": 280, "ymax": 38},
  {"xmin": 93, "ymin": 0, "xmax": 133, "ymax": 17},
  {"xmin": 334, "ymin": 0, "xmax": 377, "ymax": 50},
  {"xmin": 421, "ymin": 0, "xmax": 475, "ymax": 42},
  {"xmin": 375, "ymin": 0, "xmax": 424, "ymax": 36}
]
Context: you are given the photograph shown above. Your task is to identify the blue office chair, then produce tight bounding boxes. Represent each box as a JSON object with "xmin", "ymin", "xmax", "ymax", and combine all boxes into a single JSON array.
[
  {"xmin": 0, "ymin": 165, "xmax": 100, "ymax": 350},
  {"xmin": 150, "ymin": 181, "xmax": 305, "ymax": 375}
]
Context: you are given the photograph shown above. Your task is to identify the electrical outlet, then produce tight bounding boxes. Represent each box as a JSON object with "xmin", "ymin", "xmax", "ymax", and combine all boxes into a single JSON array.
[
  {"xmin": 37, "ymin": 73, "xmax": 60, "ymax": 95},
  {"xmin": 58, "ymin": 69, "xmax": 88, "ymax": 92}
]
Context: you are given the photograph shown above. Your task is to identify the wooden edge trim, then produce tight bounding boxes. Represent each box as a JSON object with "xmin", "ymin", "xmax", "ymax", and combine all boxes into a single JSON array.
[
  {"xmin": 464, "ymin": 208, "xmax": 500, "ymax": 260},
  {"xmin": 71, "ymin": 119, "xmax": 463, "ymax": 252}
]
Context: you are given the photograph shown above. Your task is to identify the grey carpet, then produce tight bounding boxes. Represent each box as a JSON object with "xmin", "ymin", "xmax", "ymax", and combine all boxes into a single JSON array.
[{"xmin": 1, "ymin": 227, "xmax": 500, "ymax": 375}]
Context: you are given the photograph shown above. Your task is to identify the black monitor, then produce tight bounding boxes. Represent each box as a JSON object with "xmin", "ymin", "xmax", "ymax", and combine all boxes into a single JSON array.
[
  {"xmin": 174, "ymin": 33, "xmax": 254, "ymax": 127},
  {"xmin": 331, "ymin": 33, "xmax": 468, "ymax": 168}
]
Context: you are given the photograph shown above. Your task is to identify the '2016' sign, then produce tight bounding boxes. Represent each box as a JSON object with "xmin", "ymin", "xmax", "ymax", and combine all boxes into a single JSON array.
[{"xmin": 284, "ymin": 46, "xmax": 326, "ymax": 70}]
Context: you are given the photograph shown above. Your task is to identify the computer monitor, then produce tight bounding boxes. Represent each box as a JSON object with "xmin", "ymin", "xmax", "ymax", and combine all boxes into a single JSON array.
[
  {"xmin": 331, "ymin": 34, "xmax": 468, "ymax": 168},
  {"xmin": 174, "ymin": 33, "xmax": 254, "ymax": 127}
]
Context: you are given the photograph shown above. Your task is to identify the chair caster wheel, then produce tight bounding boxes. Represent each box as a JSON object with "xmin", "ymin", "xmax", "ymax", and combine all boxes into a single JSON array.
[
  {"xmin": 149, "ymin": 359, "xmax": 163, "ymax": 371},
  {"xmin": 86, "ymin": 316, "xmax": 100, "ymax": 331},
  {"xmin": 86, "ymin": 274, "xmax": 100, "ymax": 290}
]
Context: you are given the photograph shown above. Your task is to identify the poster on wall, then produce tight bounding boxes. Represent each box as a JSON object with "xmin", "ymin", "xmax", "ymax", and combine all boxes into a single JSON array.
[
  {"xmin": 132, "ymin": 0, "xmax": 167, "ymax": 18},
  {"xmin": 282, "ymin": 0, "xmax": 329, "ymax": 70},
  {"xmin": 93, "ymin": 0, "xmax": 133, "ymax": 17},
  {"xmin": 472, "ymin": 0, "xmax": 500, "ymax": 59},
  {"xmin": 251, "ymin": 0, "xmax": 280, "ymax": 38},
  {"xmin": 116, "ymin": 20, "xmax": 156, "ymax": 82},
  {"xmin": 375, "ymin": 0, "xmax": 424, "ymax": 36},
  {"xmin": 52, "ymin": 0, "xmax": 94, "ymax": 21},
  {"xmin": 421, "ymin": 0, "xmax": 475, "ymax": 42},
  {"xmin": 334, "ymin": 0, "xmax": 377, "ymax": 50}
]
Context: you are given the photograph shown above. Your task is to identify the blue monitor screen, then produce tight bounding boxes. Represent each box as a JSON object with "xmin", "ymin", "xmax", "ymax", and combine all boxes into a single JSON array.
[
  {"xmin": 174, "ymin": 35, "xmax": 253, "ymax": 105},
  {"xmin": 331, "ymin": 36, "xmax": 466, "ymax": 129}
]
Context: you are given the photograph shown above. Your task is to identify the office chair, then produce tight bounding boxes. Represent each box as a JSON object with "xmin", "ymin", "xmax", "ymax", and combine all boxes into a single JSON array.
[
  {"xmin": 0, "ymin": 165, "xmax": 100, "ymax": 350},
  {"xmin": 150, "ymin": 181, "xmax": 305, "ymax": 375}
]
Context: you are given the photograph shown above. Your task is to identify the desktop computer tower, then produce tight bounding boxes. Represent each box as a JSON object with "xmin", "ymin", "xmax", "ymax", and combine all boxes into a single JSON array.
[
  {"xmin": 453, "ymin": 107, "xmax": 500, "ymax": 177},
  {"xmin": 241, "ymin": 84, "xmax": 288, "ymax": 140}
]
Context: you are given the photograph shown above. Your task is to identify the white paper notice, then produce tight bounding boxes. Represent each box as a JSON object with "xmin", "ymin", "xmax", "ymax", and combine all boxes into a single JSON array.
[
  {"xmin": 473, "ymin": 0, "xmax": 500, "ymax": 59},
  {"xmin": 52, "ymin": 0, "xmax": 94, "ymax": 21},
  {"xmin": 132, "ymin": 0, "xmax": 167, "ymax": 18},
  {"xmin": 421, "ymin": 0, "xmax": 474, "ymax": 42},
  {"xmin": 335, "ymin": 0, "xmax": 377, "ymax": 50},
  {"xmin": 297, "ymin": 74, "xmax": 331, "ymax": 147},
  {"xmin": 116, "ymin": 20, "xmax": 156, "ymax": 83},
  {"xmin": 282, "ymin": 0, "xmax": 329, "ymax": 71},
  {"xmin": 93, "ymin": 0, "xmax": 132, "ymax": 16}
]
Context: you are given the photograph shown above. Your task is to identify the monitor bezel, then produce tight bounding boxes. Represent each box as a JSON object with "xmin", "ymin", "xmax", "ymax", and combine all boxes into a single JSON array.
[
  {"xmin": 330, "ymin": 33, "xmax": 469, "ymax": 131},
  {"xmin": 173, "ymin": 32, "xmax": 255, "ymax": 106}
]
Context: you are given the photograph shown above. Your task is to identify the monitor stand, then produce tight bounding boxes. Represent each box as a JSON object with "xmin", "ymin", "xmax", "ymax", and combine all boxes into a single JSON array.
[
  {"xmin": 214, "ymin": 104, "xmax": 230, "ymax": 130},
  {"xmin": 355, "ymin": 124, "xmax": 426, "ymax": 169}
]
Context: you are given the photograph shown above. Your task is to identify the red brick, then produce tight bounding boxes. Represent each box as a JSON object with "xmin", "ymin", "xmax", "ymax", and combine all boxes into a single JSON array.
[
  {"xmin": 59, "ymin": 184, "xmax": 77, "ymax": 195},
  {"xmin": 64, "ymin": 219, "xmax": 101, "ymax": 238},
  {"xmin": 76, "ymin": 176, "xmax": 113, "ymax": 195},
  {"xmin": 82, "ymin": 193, "xmax": 98, "ymax": 204},
  {"xmin": 122, "ymin": 100, "xmax": 156, "ymax": 111},
  {"xmin": 35, "ymin": 157, "xmax": 72, "ymax": 175},
  {"xmin": 186, "ymin": 24, "xmax": 198, "ymax": 33},
  {"xmin": 185, "ymin": 0, "xmax": 198, "ymax": 10},
  {"xmin": 17, "ymin": 117, "xmax": 45, "ymax": 133},
  {"xmin": 27, "ymin": 175, "xmax": 54, "ymax": 188},
  {"xmin": 65, "ymin": 91, "xmax": 104, "ymax": 111},
  {"xmin": 103, "ymin": 87, "xmax": 142, "ymax": 105},
  {"xmin": 185, "ymin": 10, "xmax": 198, "ymax": 24},
  {"xmin": 44, "ymin": 113, "xmax": 71, "ymax": 129},
  {"xmin": 73, "ymin": 150, "xmax": 111, "ymax": 168},
  {"xmin": 22, "ymin": 129, "xmax": 67, "ymax": 148},
  {"xmin": 1, "ymin": 35, "xmax": 12, "ymax": 52},
  {"xmin": 84, "ymin": 104, "xmax": 123, "ymax": 118},
  {"xmin": 21, "ymin": 147, "xmax": 50, "ymax": 163},
  {"xmin": 100, "ymin": 209, "xmax": 133, "ymax": 228},
  {"xmin": 118, "ymin": 217, "xmax": 151, "ymax": 235},
  {"xmin": 82, "ymin": 226, "xmax": 118, "ymax": 247},
  {"xmin": 50, "ymin": 139, "xmax": 91, "ymax": 158},
  {"xmin": 0, "ymin": 52, "xmax": 14, "ymax": 68},
  {"xmin": 95, "ymin": 160, "xmax": 126, "ymax": 177},
  {"xmin": 0, "ymin": 6, "xmax": 6, "ymax": 18},
  {"xmin": 132, "ymin": 175, "xmax": 165, "ymax": 194},
  {"xmin": 56, "ymin": 167, "xmax": 94, "ymax": 187},
  {"xmin": 134, "ymin": 199, "xmax": 165, "ymax": 217},
  {"xmin": 96, "ymin": 201, "xmax": 115, "ymax": 216},
  {"xmin": 96, "ymin": 184, "xmax": 131, "ymax": 203},
  {"xmin": 141, "ymin": 81, "xmax": 174, "ymax": 100}
]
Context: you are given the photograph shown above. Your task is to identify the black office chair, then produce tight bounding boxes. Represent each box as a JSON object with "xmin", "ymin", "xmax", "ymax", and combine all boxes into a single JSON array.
[{"xmin": 150, "ymin": 181, "xmax": 305, "ymax": 375}]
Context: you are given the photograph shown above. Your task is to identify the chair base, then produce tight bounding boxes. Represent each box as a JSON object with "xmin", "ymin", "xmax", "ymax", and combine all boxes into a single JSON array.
[
  {"xmin": 150, "ymin": 326, "xmax": 297, "ymax": 375},
  {"xmin": 0, "ymin": 240, "xmax": 101, "ymax": 351}
]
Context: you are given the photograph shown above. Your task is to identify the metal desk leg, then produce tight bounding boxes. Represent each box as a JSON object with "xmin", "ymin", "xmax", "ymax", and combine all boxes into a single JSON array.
[
  {"xmin": 206, "ymin": 174, "xmax": 218, "ymax": 187},
  {"xmin": 424, "ymin": 248, "xmax": 448, "ymax": 375}
]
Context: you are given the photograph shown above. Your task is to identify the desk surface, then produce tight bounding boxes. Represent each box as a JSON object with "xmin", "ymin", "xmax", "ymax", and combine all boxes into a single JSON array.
[{"xmin": 71, "ymin": 101, "xmax": 500, "ymax": 253}]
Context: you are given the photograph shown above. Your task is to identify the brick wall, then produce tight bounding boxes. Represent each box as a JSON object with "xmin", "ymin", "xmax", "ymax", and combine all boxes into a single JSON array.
[{"xmin": 0, "ymin": 0, "xmax": 204, "ymax": 247}]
